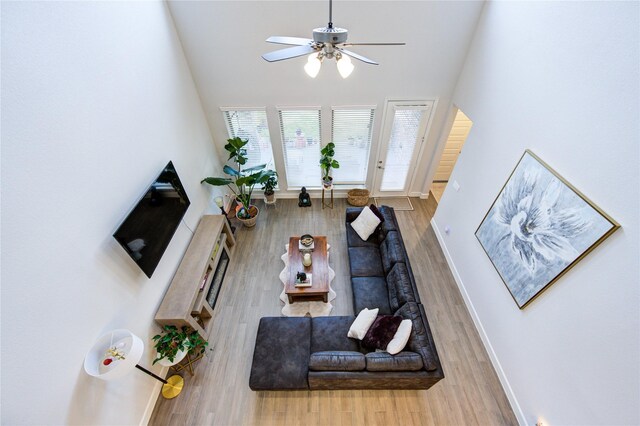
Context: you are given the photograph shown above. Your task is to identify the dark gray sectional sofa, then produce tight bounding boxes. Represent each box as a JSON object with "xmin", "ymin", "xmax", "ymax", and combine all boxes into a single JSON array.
[{"xmin": 249, "ymin": 206, "xmax": 444, "ymax": 390}]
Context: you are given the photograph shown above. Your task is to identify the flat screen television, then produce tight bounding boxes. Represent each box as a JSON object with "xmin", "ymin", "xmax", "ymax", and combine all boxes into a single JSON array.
[{"xmin": 113, "ymin": 161, "xmax": 190, "ymax": 278}]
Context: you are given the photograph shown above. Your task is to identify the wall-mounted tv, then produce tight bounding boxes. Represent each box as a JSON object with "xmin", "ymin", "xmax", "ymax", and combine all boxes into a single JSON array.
[{"xmin": 113, "ymin": 161, "xmax": 190, "ymax": 278}]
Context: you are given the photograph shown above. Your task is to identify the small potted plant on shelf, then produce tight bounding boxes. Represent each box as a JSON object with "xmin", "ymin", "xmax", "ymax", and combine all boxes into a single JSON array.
[
  {"xmin": 201, "ymin": 137, "xmax": 277, "ymax": 227},
  {"xmin": 262, "ymin": 172, "xmax": 278, "ymax": 204},
  {"xmin": 319, "ymin": 142, "xmax": 340, "ymax": 188},
  {"xmin": 152, "ymin": 325, "xmax": 208, "ymax": 366}
]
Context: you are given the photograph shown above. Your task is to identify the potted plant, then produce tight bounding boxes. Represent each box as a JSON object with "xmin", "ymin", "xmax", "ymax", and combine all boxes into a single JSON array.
[
  {"xmin": 201, "ymin": 137, "xmax": 276, "ymax": 227},
  {"xmin": 319, "ymin": 142, "xmax": 340, "ymax": 188},
  {"xmin": 262, "ymin": 173, "xmax": 278, "ymax": 204},
  {"xmin": 152, "ymin": 325, "xmax": 208, "ymax": 366}
]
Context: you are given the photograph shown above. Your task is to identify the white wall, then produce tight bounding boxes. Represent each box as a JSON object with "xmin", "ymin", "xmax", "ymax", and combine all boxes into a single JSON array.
[
  {"xmin": 1, "ymin": 2, "xmax": 222, "ymax": 424},
  {"xmin": 433, "ymin": 2, "xmax": 639, "ymax": 425}
]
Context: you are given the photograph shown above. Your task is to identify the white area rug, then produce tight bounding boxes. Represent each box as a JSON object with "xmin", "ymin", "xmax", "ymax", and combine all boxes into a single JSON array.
[
  {"xmin": 374, "ymin": 197, "xmax": 414, "ymax": 211},
  {"xmin": 279, "ymin": 244, "xmax": 335, "ymax": 317}
]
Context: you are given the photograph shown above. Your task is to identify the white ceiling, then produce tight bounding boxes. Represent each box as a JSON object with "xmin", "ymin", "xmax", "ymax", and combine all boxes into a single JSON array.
[{"xmin": 167, "ymin": 1, "xmax": 484, "ymax": 189}]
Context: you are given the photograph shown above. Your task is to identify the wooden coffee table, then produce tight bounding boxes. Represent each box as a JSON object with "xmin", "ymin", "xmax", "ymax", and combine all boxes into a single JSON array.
[{"xmin": 286, "ymin": 236, "xmax": 329, "ymax": 303}]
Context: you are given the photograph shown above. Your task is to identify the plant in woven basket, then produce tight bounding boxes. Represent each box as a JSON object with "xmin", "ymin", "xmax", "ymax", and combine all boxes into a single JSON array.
[{"xmin": 152, "ymin": 325, "xmax": 208, "ymax": 365}]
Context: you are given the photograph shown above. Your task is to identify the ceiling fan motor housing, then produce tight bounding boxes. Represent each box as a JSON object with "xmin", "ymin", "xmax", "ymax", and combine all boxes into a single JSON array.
[{"xmin": 313, "ymin": 27, "xmax": 348, "ymax": 44}]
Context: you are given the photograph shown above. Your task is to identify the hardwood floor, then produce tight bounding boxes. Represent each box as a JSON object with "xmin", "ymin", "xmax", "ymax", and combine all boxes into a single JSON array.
[{"xmin": 149, "ymin": 198, "xmax": 517, "ymax": 426}]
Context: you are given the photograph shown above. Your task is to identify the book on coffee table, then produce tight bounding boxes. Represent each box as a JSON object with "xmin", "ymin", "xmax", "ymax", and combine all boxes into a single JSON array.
[{"xmin": 295, "ymin": 273, "xmax": 312, "ymax": 287}]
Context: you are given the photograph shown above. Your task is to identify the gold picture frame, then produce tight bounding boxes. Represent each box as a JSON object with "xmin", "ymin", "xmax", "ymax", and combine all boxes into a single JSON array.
[{"xmin": 475, "ymin": 150, "xmax": 620, "ymax": 309}]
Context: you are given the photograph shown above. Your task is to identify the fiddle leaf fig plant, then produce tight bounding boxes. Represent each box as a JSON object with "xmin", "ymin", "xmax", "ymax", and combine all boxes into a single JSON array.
[
  {"xmin": 319, "ymin": 142, "xmax": 340, "ymax": 183},
  {"xmin": 201, "ymin": 137, "xmax": 276, "ymax": 219}
]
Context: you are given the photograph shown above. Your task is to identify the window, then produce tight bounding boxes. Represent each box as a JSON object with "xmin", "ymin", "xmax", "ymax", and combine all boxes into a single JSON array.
[
  {"xmin": 331, "ymin": 107, "xmax": 375, "ymax": 184},
  {"xmin": 278, "ymin": 108, "xmax": 322, "ymax": 188},
  {"xmin": 222, "ymin": 109, "xmax": 274, "ymax": 170},
  {"xmin": 379, "ymin": 106, "xmax": 427, "ymax": 191}
]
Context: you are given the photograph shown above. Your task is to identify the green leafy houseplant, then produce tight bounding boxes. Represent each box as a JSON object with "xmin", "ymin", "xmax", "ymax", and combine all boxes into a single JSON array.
[
  {"xmin": 319, "ymin": 142, "xmax": 340, "ymax": 185},
  {"xmin": 152, "ymin": 325, "xmax": 208, "ymax": 365},
  {"xmin": 261, "ymin": 173, "xmax": 278, "ymax": 196},
  {"xmin": 201, "ymin": 137, "xmax": 276, "ymax": 219}
]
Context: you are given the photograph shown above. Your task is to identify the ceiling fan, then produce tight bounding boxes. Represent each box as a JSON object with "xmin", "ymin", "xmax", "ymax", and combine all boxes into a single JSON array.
[{"xmin": 261, "ymin": 0, "xmax": 405, "ymax": 78}]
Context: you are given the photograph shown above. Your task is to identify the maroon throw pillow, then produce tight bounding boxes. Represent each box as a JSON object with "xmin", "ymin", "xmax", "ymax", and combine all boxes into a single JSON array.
[
  {"xmin": 369, "ymin": 204, "xmax": 385, "ymax": 223},
  {"xmin": 362, "ymin": 315, "xmax": 402, "ymax": 350}
]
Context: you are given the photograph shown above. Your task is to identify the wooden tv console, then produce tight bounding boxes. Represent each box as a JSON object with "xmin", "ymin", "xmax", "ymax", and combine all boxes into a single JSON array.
[{"xmin": 155, "ymin": 215, "xmax": 235, "ymax": 339}]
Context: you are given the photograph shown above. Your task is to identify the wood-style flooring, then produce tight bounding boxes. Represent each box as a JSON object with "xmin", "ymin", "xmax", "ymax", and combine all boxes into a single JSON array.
[{"xmin": 149, "ymin": 197, "xmax": 517, "ymax": 425}]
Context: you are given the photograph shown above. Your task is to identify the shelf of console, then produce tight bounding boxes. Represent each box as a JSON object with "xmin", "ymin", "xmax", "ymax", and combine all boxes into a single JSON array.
[{"xmin": 155, "ymin": 215, "xmax": 234, "ymax": 339}]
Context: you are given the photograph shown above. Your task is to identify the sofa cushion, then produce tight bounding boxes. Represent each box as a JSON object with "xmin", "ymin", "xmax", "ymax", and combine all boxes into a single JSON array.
[
  {"xmin": 378, "ymin": 206, "xmax": 399, "ymax": 236},
  {"xmin": 311, "ymin": 316, "xmax": 360, "ymax": 353},
  {"xmin": 395, "ymin": 302, "xmax": 438, "ymax": 371},
  {"xmin": 365, "ymin": 351, "xmax": 424, "ymax": 372},
  {"xmin": 387, "ymin": 319, "xmax": 412, "ymax": 355},
  {"xmin": 249, "ymin": 317, "xmax": 311, "ymax": 390},
  {"xmin": 379, "ymin": 231, "xmax": 405, "ymax": 274},
  {"xmin": 386, "ymin": 263, "xmax": 416, "ymax": 311},
  {"xmin": 309, "ymin": 351, "xmax": 366, "ymax": 371},
  {"xmin": 346, "ymin": 222, "xmax": 379, "ymax": 248},
  {"xmin": 351, "ymin": 277, "xmax": 392, "ymax": 315},
  {"xmin": 348, "ymin": 246, "xmax": 384, "ymax": 277},
  {"xmin": 347, "ymin": 308, "xmax": 379, "ymax": 340},
  {"xmin": 362, "ymin": 315, "xmax": 403, "ymax": 351},
  {"xmin": 351, "ymin": 206, "xmax": 382, "ymax": 241}
]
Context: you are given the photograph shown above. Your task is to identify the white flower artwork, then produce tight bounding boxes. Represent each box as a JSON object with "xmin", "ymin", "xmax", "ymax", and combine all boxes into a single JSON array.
[{"xmin": 476, "ymin": 150, "xmax": 619, "ymax": 308}]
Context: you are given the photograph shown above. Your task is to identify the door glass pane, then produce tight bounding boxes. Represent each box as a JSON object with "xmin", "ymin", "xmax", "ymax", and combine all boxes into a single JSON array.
[
  {"xmin": 278, "ymin": 109, "xmax": 322, "ymax": 188},
  {"xmin": 223, "ymin": 110, "xmax": 274, "ymax": 170},
  {"xmin": 331, "ymin": 108, "xmax": 375, "ymax": 184},
  {"xmin": 380, "ymin": 108, "xmax": 424, "ymax": 191}
]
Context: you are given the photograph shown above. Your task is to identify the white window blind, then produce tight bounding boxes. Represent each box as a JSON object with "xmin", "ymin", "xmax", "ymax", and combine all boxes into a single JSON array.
[
  {"xmin": 331, "ymin": 107, "xmax": 375, "ymax": 184},
  {"xmin": 278, "ymin": 108, "xmax": 322, "ymax": 188},
  {"xmin": 222, "ymin": 109, "xmax": 274, "ymax": 170}
]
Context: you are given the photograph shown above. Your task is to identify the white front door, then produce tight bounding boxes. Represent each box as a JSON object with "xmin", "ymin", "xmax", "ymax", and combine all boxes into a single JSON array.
[{"xmin": 372, "ymin": 101, "xmax": 434, "ymax": 196}]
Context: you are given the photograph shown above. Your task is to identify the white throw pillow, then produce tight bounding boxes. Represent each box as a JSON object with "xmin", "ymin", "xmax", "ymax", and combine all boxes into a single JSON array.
[
  {"xmin": 347, "ymin": 308, "xmax": 379, "ymax": 340},
  {"xmin": 351, "ymin": 206, "xmax": 381, "ymax": 241},
  {"xmin": 386, "ymin": 319, "xmax": 412, "ymax": 355}
]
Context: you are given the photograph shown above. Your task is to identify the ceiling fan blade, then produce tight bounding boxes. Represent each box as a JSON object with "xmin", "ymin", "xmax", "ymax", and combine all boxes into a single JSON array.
[
  {"xmin": 266, "ymin": 36, "xmax": 314, "ymax": 46},
  {"xmin": 262, "ymin": 45, "xmax": 318, "ymax": 62},
  {"xmin": 342, "ymin": 43, "xmax": 406, "ymax": 46},
  {"xmin": 339, "ymin": 49, "xmax": 379, "ymax": 65}
]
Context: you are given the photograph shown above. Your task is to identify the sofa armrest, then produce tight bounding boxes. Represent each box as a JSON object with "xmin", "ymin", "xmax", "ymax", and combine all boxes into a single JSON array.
[{"xmin": 309, "ymin": 351, "xmax": 366, "ymax": 371}]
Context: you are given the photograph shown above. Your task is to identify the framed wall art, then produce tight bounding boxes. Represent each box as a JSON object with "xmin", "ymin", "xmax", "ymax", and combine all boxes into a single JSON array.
[{"xmin": 475, "ymin": 150, "xmax": 620, "ymax": 309}]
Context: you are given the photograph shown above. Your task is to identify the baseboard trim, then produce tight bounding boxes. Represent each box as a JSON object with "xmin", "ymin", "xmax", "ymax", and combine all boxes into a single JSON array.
[{"xmin": 430, "ymin": 217, "xmax": 526, "ymax": 426}]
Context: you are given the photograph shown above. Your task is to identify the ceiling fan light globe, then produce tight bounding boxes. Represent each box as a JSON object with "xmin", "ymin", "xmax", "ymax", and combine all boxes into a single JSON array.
[
  {"xmin": 336, "ymin": 54, "xmax": 354, "ymax": 78},
  {"xmin": 304, "ymin": 54, "xmax": 322, "ymax": 78}
]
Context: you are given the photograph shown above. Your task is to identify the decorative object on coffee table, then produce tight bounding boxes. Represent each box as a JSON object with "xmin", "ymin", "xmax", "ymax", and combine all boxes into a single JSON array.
[
  {"xmin": 476, "ymin": 150, "xmax": 620, "ymax": 309},
  {"xmin": 298, "ymin": 187, "xmax": 312, "ymax": 207},
  {"xmin": 300, "ymin": 234, "xmax": 314, "ymax": 248},
  {"xmin": 84, "ymin": 329, "xmax": 185, "ymax": 399}
]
